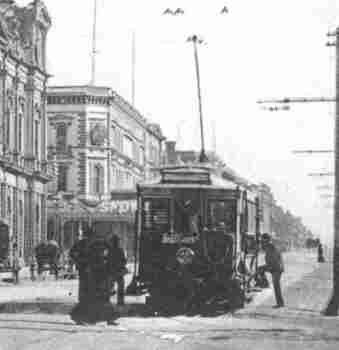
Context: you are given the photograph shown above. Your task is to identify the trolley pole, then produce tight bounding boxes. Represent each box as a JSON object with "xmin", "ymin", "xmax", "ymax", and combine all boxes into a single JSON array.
[
  {"xmin": 188, "ymin": 35, "xmax": 208, "ymax": 163},
  {"xmin": 324, "ymin": 27, "xmax": 339, "ymax": 316}
]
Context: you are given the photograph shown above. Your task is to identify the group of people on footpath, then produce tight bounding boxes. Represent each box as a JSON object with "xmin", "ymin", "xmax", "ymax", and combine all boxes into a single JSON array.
[{"xmin": 69, "ymin": 231, "xmax": 128, "ymax": 325}]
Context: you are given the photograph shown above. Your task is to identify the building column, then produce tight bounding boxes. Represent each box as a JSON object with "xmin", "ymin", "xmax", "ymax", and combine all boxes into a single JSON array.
[
  {"xmin": 25, "ymin": 78, "xmax": 34, "ymax": 158},
  {"xmin": 41, "ymin": 192, "xmax": 47, "ymax": 241},
  {"xmin": 41, "ymin": 81, "xmax": 47, "ymax": 162},
  {"xmin": 0, "ymin": 59, "xmax": 8, "ymax": 155},
  {"xmin": 27, "ymin": 181, "xmax": 35, "ymax": 251}
]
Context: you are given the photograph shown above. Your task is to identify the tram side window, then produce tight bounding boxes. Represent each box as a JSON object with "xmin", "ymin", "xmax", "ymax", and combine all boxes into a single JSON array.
[
  {"xmin": 142, "ymin": 198, "xmax": 170, "ymax": 232},
  {"xmin": 208, "ymin": 200, "xmax": 236, "ymax": 233}
]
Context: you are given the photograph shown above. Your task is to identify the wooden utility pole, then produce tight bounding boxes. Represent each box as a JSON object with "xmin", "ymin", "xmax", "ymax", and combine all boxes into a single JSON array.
[
  {"xmin": 323, "ymin": 27, "xmax": 339, "ymax": 316},
  {"xmin": 257, "ymin": 27, "xmax": 339, "ymax": 315}
]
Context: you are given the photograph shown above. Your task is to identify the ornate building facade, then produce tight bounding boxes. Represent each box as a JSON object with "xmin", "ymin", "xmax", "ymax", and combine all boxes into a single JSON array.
[
  {"xmin": 0, "ymin": 0, "xmax": 52, "ymax": 264},
  {"xmin": 46, "ymin": 85, "xmax": 165, "ymax": 254}
]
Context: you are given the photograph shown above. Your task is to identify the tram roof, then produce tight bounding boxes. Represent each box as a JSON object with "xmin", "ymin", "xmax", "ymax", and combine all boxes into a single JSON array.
[{"xmin": 139, "ymin": 164, "xmax": 252, "ymax": 191}]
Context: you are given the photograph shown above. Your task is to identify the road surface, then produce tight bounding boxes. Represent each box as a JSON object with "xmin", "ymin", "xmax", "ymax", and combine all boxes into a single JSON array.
[{"xmin": 0, "ymin": 250, "xmax": 337, "ymax": 349}]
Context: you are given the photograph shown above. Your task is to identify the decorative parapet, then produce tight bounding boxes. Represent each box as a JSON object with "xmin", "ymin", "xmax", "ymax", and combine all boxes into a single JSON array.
[
  {"xmin": 0, "ymin": 152, "xmax": 53, "ymax": 183},
  {"xmin": 47, "ymin": 86, "xmax": 166, "ymax": 143},
  {"xmin": 0, "ymin": 0, "xmax": 51, "ymax": 71}
]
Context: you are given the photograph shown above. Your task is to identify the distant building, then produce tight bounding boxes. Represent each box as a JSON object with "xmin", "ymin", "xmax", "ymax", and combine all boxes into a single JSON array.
[
  {"xmin": 0, "ymin": 0, "xmax": 52, "ymax": 264},
  {"xmin": 46, "ymin": 85, "xmax": 165, "ymax": 253}
]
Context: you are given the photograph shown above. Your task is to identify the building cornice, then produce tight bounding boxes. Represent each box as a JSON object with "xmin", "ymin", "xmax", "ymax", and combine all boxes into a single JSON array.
[
  {"xmin": 111, "ymin": 92, "xmax": 165, "ymax": 141},
  {"xmin": 47, "ymin": 85, "xmax": 166, "ymax": 141}
]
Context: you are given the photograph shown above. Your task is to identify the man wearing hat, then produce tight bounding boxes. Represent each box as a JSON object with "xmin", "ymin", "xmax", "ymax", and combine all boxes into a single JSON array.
[{"xmin": 261, "ymin": 233, "xmax": 285, "ymax": 308}]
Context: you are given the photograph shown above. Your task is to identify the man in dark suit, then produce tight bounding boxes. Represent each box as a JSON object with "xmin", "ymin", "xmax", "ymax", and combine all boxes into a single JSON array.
[
  {"xmin": 261, "ymin": 233, "xmax": 285, "ymax": 308},
  {"xmin": 109, "ymin": 235, "xmax": 127, "ymax": 306}
]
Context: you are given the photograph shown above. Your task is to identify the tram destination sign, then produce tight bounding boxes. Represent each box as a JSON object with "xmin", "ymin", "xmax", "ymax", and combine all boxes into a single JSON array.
[
  {"xmin": 161, "ymin": 171, "xmax": 210, "ymax": 184},
  {"xmin": 162, "ymin": 232, "xmax": 199, "ymax": 244}
]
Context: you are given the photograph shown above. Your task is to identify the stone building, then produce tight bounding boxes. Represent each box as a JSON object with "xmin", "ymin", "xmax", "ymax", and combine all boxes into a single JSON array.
[
  {"xmin": 46, "ymin": 85, "xmax": 165, "ymax": 255},
  {"xmin": 0, "ymin": 0, "xmax": 52, "ymax": 264}
]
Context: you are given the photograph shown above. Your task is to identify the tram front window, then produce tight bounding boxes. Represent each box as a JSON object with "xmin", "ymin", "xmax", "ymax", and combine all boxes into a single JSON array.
[
  {"xmin": 143, "ymin": 198, "xmax": 170, "ymax": 233},
  {"xmin": 208, "ymin": 200, "xmax": 236, "ymax": 233},
  {"xmin": 174, "ymin": 199, "xmax": 200, "ymax": 235}
]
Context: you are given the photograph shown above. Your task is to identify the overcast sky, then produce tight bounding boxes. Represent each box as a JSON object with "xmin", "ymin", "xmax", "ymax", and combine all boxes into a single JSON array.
[{"xmin": 19, "ymin": 0, "xmax": 339, "ymax": 244}]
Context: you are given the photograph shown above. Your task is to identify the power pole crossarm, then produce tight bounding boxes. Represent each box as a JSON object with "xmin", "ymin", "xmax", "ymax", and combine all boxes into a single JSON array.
[
  {"xmin": 320, "ymin": 194, "xmax": 334, "ymax": 198},
  {"xmin": 292, "ymin": 150, "xmax": 334, "ymax": 154},
  {"xmin": 317, "ymin": 185, "xmax": 333, "ymax": 190},
  {"xmin": 308, "ymin": 172, "xmax": 334, "ymax": 177},
  {"xmin": 257, "ymin": 97, "xmax": 336, "ymax": 104}
]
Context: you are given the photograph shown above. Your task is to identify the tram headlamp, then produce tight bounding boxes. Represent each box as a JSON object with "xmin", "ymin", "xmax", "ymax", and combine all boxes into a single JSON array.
[{"xmin": 176, "ymin": 247, "xmax": 195, "ymax": 265}]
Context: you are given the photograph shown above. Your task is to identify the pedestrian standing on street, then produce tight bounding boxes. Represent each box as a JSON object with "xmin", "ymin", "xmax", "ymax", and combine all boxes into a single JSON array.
[
  {"xmin": 29, "ymin": 254, "xmax": 36, "ymax": 281},
  {"xmin": 109, "ymin": 235, "xmax": 127, "ymax": 306},
  {"xmin": 261, "ymin": 233, "xmax": 285, "ymax": 308},
  {"xmin": 317, "ymin": 242, "xmax": 325, "ymax": 263},
  {"xmin": 12, "ymin": 243, "xmax": 23, "ymax": 284},
  {"xmin": 69, "ymin": 232, "xmax": 90, "ymax": 321}
]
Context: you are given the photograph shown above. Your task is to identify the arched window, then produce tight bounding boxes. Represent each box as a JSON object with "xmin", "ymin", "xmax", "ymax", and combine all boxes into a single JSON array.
[{"xmin": 93, "ymin": 164, "xmax": 104, "ymax": 195}]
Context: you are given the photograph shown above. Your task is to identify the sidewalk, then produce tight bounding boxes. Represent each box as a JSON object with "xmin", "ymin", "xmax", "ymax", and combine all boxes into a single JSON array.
[
  {"xmin": 0, "ymin": 264, "xmax": 145, "ymax": 315},
  {"xmin": 236, "ymin": 256, "xmax": 339, "ymax": 344},
  {"xmin": 0, "ymin": 251, "xmax": 335, "ymax": 320}
]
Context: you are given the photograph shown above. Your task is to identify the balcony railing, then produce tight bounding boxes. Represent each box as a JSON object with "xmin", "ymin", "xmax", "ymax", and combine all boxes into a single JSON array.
[{"xmin": 0, "ymin": 150, "xmax": 54, "ymax": 182}]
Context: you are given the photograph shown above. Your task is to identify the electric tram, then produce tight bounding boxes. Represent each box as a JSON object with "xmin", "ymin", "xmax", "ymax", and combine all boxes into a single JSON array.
[{"xmin": 130, "ymin": 164, "xmax": 261, "ymax": 314}]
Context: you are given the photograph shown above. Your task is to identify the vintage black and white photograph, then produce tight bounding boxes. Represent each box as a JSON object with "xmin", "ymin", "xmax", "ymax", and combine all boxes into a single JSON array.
[{"xmin": 0, "ymin": 0, "xmax": 338, "ymax": 349}]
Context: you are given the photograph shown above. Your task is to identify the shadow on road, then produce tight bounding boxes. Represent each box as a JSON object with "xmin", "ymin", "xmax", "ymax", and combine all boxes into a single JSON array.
[{"xmin": 0, "ymin": 300, "xmax": 240, "ymax": 318}]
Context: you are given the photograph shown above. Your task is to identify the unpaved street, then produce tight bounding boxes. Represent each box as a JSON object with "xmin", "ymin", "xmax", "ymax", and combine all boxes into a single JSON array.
[{"xmin": 0, "ymin": 251, "xmax": 337, "ymax": 349}]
